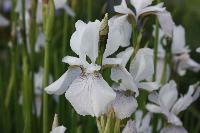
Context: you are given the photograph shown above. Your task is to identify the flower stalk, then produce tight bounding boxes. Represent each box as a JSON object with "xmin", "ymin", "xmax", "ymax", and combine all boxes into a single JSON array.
[{"xmin": 42, "ymin": 0, "xmax": 55, "ymax": 132}]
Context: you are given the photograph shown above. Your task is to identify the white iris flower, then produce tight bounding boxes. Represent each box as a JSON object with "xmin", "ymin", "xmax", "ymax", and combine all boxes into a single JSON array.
[
  {"xmin": 45, "ymin": 15, "xmax": 132, "ymax": 117},
  {"xmin": 114, "ymin": 0, "xmax": 174, "ymax": 37}
]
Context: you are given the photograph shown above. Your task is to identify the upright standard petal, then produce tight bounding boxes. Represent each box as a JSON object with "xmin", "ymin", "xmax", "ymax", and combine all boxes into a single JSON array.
[
  {"xmin": 171, "ymin": 25, "xmax": 188, "ymax": 54},
  {"xmin": 65, "ymin": 73, "xmax": 116, "ymax": 117},
  {"xmin": 50, "ymin": 126, "xmax": 66, "ymax": 133},
  {"xmin": 112, "ymin": 92, "xmax": 138, "ymax": 119},
  {"xmin": 159, "ymin": 80, "xmax": 178, "ymax": 110},
  {"xmin": 157, "ymin": 11, "xmax": 175, "ymax": 38},
  {"xmin": 45, "ymin": 67, "xmax": 81, "ymax": 95},
  {"xmin": 104, "ymin": 15, "xmax": 132, "ymax": 58},
  {"xmin": 0, "ymin": 14, "xmax": 9, "ymax": 27},
  {"xmin": 114, "ymin": 0, "xmax": 135, "ymax": 16},
  {"xmin": 130, "ymin": 48, "xmax": 154, "ymax": 82},
  {"xmin": 130, "ymin": 0, "xmax": 154, "ymax": 13}
]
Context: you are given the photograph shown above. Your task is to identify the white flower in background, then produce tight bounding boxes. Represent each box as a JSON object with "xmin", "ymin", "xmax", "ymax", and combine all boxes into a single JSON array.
[
  {"xmin": 45, "ymin": 15, "xmax": 132, "ymax": 117},
  {"xmin": 114, "ymin": 0, "xmax": 174, "ymax": 37},
  {"xmin": 196, "ymin": 47, "xmax": 200, "ymax": 53},
  {"xmin": 111, "ymin": 47, "xmax": 159, "ymax": 119},
  {"xmin": 0, "ymin": 14, "xmax": 9, "ymax": 27},
  {"xmin": 35, "ymin": 29, "xmax": 45, "ymax": 52},
  {"xmin": 129, "ymin": 48, "xmax": 160, "ymax": 91},
  {"xmin": 50, "ymin": 114, "xmax": 66, "ymax": 133},
  {"xmin": 54, "ymin": 0, "xmax": 75, "ymax": 17},
  {"xmin": 122, "ymin": 120, "xmax": 137, "ymax": 133},
  {"xmin": 146, "ymin": 80, "xmax": 200, "ymax": 129},
  {"xmin": 160, "ymin": 125, "xmax": 188, "ymax": 133},
  {"xmin": 50, "ymin": 126, "xmax": 66, "ymax": 133},
  {"xmin": 122, "ymin": 111, "xmax": 152, "ymax": 133},
  {"xmin": 155, "ymin": 25, "xmax": 200, "ymax": 76},
  {"xmin": 34, "ymin": 67, "xmax": 53, "ymax": 117},
  {"xmin": 172, "ymin": 25, "xmax": 200, "ymax": 75},
  {"xmin": 134, "ymin": 110, "xmax": 152, "ymax": 133}
]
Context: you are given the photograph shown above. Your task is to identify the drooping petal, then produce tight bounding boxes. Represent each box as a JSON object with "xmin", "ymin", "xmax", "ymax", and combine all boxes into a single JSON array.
[
  {"xmin": 122, "ymin": 120, "xmax": 137, "ymax": 133},
  {"xmin": 130, "ymin": 48, "xmax": 154, "ymax": 82},
  {"xmin": 171, "ymin": 25, "xmax": 189, "ymax": 54},
  {"xmin": 103, "ymin": 15, "xmax": 132, "ymax": 58},
  {"xmin": 50, "ymin": 126, "xmax": 66, "ymax": 133},
  {"xmin": 166, "ymin": 112, "xmax": 182, "ymax": 126},
  {"xmin": 112, "ymin": 92, "xmax": 138, "ymax": 119},
  {"xmin": 138, "ymin": 82, "xmax": 160, "ymax": 92},
  {"xmin": 102, "ymin": 58, "xmax": 122, "ymax": 66},
  {"xmin": 138, "ymin": 3, "xmax": 165, "ymax": 18},
  {"xmin": 0, "ymin": 14, "xmax": 9, "ymax": 27},
  {"xmin": 146, "ymin": 104, "xmax": 162, "ymax": 113},
  {"xmin": 160, "ymin": 126, "xmax": 188, "ymax": 133},
  {"xmin": 171, "ymin": 86, "xmax": 194, "ymax": 115},
  {"xmin": 62, "ymin": 56, "xmax": 83, "ymax": 66},
  {"xmin": 157, "ymin": 11, "xmax": 175, "ymax": 38},
  {"xmin": 130, "ymin": 0, "xmax": 154, "ymax": 13},
  {"xmin": 114, "ymin": 0, "xmax": 135, "ymax": 17},
  {"xmin": 111, "ymin": 66, "xmax": 139, "ymax": 96},
  {"xmin": 148, "ymin": 92, "xmax": 159, "ymax": 105},
  {"xmin": 116, "ymin": 47, "xmax": 134, "ymax": 67},
  {"xmin": 159, "ymin": 80, "xmax": 178, "ymax": 110},
  {"xmin": 45, "ymin": 67, "xmax": 81, "ymax": 95},
  {"xmin": 65, "ymin": 73, "xmax": 116, "ymax": 117}
]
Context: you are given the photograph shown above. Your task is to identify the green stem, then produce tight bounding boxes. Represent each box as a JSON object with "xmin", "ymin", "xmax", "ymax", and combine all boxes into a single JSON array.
[
  {"xmin": 87, "ymin": 0, "xmax": 92, "ymax": 20},
  {"xmin": 114, "ymin": 119, "xmax": 120, "ymax": 133},
  {"xmin": 153, "ymin": 19, "xmax": 159, "ymax": 81}
]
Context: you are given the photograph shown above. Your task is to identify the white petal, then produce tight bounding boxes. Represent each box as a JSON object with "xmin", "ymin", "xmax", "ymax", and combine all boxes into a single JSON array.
[
  {"xmin": 130, "ymin": 0, "xmax": 153, "ymax": 13},
  {"xmin": 0, "ymin": 14, "xmax": 9, "ymax": 27},
  {"xmin": 50, "ymin": 126, "xmax": 66, "ymax": 133},
  {"xmin": 196, "ymin": 47, "xmax": 200, "ymax": 53},
  {"xmin": 45, "ymin": 67, "xmax": 81, "ymax": 95},
  {"xmin": 70, "ymin": 20, "xmax": 87, "ymax": 55},
  {"xmin": 156, "ymin": 59, "xmax": 170, "ymax": 83},
  {"xmin": 157, "ymin": 11, "xmax": 175, "ymax": 38},
  {"xmin": 146, "ymin": 104, "xmax": 162, "ymax": 113},
  {"xmin": 138, "ymin": 3, "xmax": 165, "ymax": 17},
  {"xmin": 63, "ymin": 4, "xmax": 75, "ymax": 17},
  {"xmin": 102, "ymin": 58, "xmax": 122, "ymax": 66},
  {"xmin": 104, "ymin": 15, "xmax": 132, "ymax": 58},
  {"xmin": 148, "ymin": 92, "xmax": 159, "ymax": 105},
  {"xmin": 81, "ymin": 20, "xmax": 101, "ymax": 63},
  {"xmin": 122, "ymin": 120, "xmax": 137, "ymax": 133},
  {"xmin": 65, "ymin": 73, "xmax": 116, "ymax": 117},
  {"xmin": 111, "ymin": 66, "xmax": 139, "ymax": 96},
  {"xmin": 35, "ymin": 31, "xmax": 45, "ymax": 52},
  {"xmin": 140, "ymin": 112, "xmax": 152, "ymax": 133},
  {"xmin": 112, "ymin": 93, "xmax": 138, "ymax": 119},
  {"xmin": 54, "ymin": 0, "xmax": 66, "ymax": 9},
  {"xmin": 130, "ymin": 48, "xmax": 154, "ymax": 82},
  {"xmin": 114, "ymin": 0, "xmax": 135, "ymax": 17},
  {"xmin": 167, "ymin": 112, "xmax": 182, "ymax": 126},
  {"xmin": 171, "ymin": 86, "xmax": 194, "ymax": 115},
  {"xmin": 159, "ymin": 80, "xmax": 178, "ymax": 110},
  {"xmin": 160, "ymin": 126, "xmax": 188, "ymax": 133},
  {"xmin": 62, "ymin": 56, "xmax": 83, "ymax": 66},
  {"xmin": 138, "ymin": 82, "xmax": 160, "ymax": 92},
  {"xmin": 116, "ymin": 47, "xmax": 134, "ymax": 67},
  {"xmin": 171, "ymin": 25, "xmax": 188, "ymax": 54}
]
